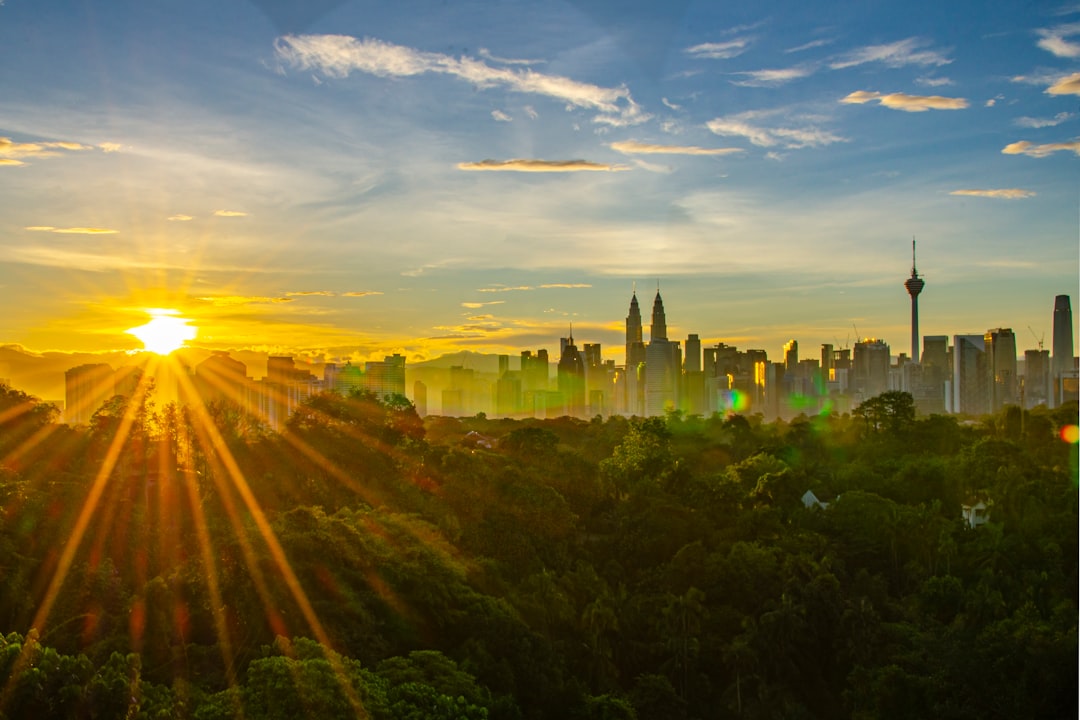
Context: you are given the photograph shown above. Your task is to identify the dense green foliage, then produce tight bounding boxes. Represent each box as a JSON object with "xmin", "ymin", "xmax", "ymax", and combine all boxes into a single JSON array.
[{"xmin": 0, "ymin": 382, "xmax": 1077, "ymax": 718}]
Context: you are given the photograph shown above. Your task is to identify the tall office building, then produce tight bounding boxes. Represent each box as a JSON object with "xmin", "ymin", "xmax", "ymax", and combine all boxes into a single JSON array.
[
  {"xmin": 684, "ymin": 334, "xmax": 701, "ymax": 374},
  {"xmin": 1052, "ymin": 294, "xmax": 1074, "ymax": 406},
  {"xmin": 624, "ymin": 291, "xmax": 647, "ymax": 416},
  {"xmin": 853, "ymin": 339, "xmax": 890, "ymax": 402},
  {"xmin": 625, "ymin": 290, "xmax": 643, "ymax": 364},
  {"xmin": 644, "ymin": 289, "xmax": 677, "ymax": 416},
  {"xmin": 1024, "ymin": 349, "xmax": 1051, "ymax": 409},
  {"xmin": 904, "ymin": 239, "xmax": 926, "ymax": 361},
  {"xmin": 784, "ymin": 340, "xmax": 798, "ymax": 373},
  {"xmin": 984, "ymin": 328, "xmax": 1017, "ymax": 412},
  {"xmin": 365, "ymin": 354, "xmax": 406, "ymax": 400},
  {"xmin": 953, "ymin": 334, "xmax": 988, "ymax": 415},
  {"xmin": 650, "ymin": 288, "xmax": 667, "ymax": 342},
  {"xmin": 192, "ymin": 351, "xmax": 250, "ymax": 408},
  {"xmin": 64, "ymin": 363, "xmax": 115, "ymax": 426},
  {"xmin": 557, "ymin": 327, "xmax": 585, "ymax": 416}
]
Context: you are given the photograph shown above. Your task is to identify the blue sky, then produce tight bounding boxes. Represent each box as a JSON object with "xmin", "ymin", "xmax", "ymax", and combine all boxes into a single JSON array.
[{"xmin": 0, "ymin": 0, "xmax": 1077, "ymax": 364}]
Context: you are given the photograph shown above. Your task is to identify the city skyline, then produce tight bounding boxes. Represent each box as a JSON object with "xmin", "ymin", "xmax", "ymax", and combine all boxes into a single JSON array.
[{"xmin": 1, "ymin": 1, "xmax": 1078, "ymax": 362}]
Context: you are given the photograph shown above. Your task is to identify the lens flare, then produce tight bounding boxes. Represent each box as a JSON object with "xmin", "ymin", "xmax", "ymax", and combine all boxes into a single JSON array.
[{"xmin": 1060, "ymin": 424, "xmax": 1079, "ymax": 444}]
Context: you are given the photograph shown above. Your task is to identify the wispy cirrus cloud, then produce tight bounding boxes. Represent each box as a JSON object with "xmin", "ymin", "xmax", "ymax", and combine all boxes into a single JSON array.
[
  {"xmin": 1046, "ymin": 72, "xmax": 1080, "ymax": 95},
  {"xmin": 197, "ymin": 295, "xmax": 293, "ymax": 306},
  {"xmin": 949, "ymin": 188, "xmax": 1036, "ymax": 199},
  {"xmin": 214, "ymin": 209, "xmax": 248, "ymax": 217},
  {"xmin": 684, "ymin": 38, "xmax": 751, "ymax": 59},
  {"xmin": 841, "ymin": 90, "xmax": 968, "ymax": 112},
  {"xmin": 461, "ymin": 300, "xmax": 506, "ymax": 308},
  {"xmin": 830, "ymin": 38, "xmax": 951, "ymax": 69},
  {"xmin": 167, "ymin": 214, "xmax": 193, "ymax": 221},
  {"xmin": 786, "ymin": 38, "xmax": 833, "ymax": 54},
  {"xmin": 1036, "ymin": 22, "xmax": 1080, "ymax": 58},
  {"xmin": 477, "ymin": 286, "xmax": 533, "ymax": 293},
  {"xmin": 457, "ymin": 159, "xmax": 629, "ymax": 172},
  {"xmin": 1, "ymin": 136, "xmax": 92, "ymax": 165},
  {"xmin": 342, "ymin": 291, "xmax": 383, "ymax": 297},
  {"xmin": 477, "ymin": 48, "xmax": 545, "ymax": 65},
  {"xmin": 491, "ymin": 109, "xmax": 512, "ymax": 122},
  {"xmin": 285, "ymin": 290, "xmax": 336, "ymax": 296},
  {"xmin": 730, "ymin": 66, "xmax": 815, "ymax": 86},
  {"xmin": 539, "ymin": 283, "xmax": 592, "ymax": 288},
  {"xmin": 275, "ymin": 34, "xmax": 647, "ymax": 127},
  {"xmin": 25, "ymin": 225, "xmax": 118, "ymax": 234},
  {"xmin": 1015, "ymin": 112, "xmax": 1075, "ymax": 128},
  {"xmin": 706, "ymin": 111, "xmax": 845, "ymax": 149},
  {"xmin": 1001, "ymin": 139, "xmax": 1080, "ymax": 157},
  {"xmin": 915, "ymin": 76, "xmax": 953, "ymax": 87},
  {"xmin": 609, "ymin": 140, "xmax": 744, "ymax": 156},
  {"xmin": 99, "ymin": 142, "xmax": 123, "ymax": 153}
]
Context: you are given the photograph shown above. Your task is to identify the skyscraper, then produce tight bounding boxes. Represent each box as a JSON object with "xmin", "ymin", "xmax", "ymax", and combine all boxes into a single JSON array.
[
  {"xmin": 1052, "ymin": 294, "xmax": 1074, "ymax": 406},
  {"xmin": 650, "ymin": 288, "xmax": 667, "ymax": 342},
  {"xmin": 904, "ymin": 239, "xmax": 926, "ymax": 362},
  {"xmin": 625, "ymin": 290, "xmax": 643, "ymax": 365},
  {"xmin": 624, "ymin": 290, "xmax": 646, "ymax": 416},
  {"xmin": 853, "ymin": 339, "xmax": 890, "ymax": 402},
  {"xmin": 953, "ymin": 334, "xmax": 988, "ymax": 415},
  {"xmin": 558, "ymin": 326, "xmax": 585, "ymax": 416},
  {"xmin": 984, "ymin": 328, "xmax": 1017, "ymax": 412}
]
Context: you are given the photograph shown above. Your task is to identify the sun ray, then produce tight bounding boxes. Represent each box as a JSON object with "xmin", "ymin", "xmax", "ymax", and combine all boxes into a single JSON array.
[{"xmin": 172, "ymin": 369, "xmax": 371, "ymax": 717}]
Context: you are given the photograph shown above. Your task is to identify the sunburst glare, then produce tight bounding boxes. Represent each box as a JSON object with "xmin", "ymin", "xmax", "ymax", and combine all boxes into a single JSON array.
[{"xmin": 127, "ymin": 309, "xmax": 196, "ymax": 355}]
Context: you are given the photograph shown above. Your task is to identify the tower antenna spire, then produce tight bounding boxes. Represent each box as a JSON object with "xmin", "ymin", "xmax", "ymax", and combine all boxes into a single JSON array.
[{"xmin": 911, "ymin": 236, "xmax": 919, "ymax": 277}]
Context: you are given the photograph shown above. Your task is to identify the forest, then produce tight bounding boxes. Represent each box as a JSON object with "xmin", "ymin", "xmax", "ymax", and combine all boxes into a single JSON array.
[{"xmin": 0, "ymin": 379, "xmax": 1076, "ymax": 719}]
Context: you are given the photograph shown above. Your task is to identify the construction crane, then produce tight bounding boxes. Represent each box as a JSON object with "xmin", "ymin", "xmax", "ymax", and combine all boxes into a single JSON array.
[{"xmin": 1028, "ymin": 326, "xmax": 1044, "ymax": 351}]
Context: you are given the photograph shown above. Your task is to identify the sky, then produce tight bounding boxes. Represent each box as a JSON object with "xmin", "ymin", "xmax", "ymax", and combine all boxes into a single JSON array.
[{"xmin": 0, "ymin": 0, "xmax": 1078, "ymax": 367}]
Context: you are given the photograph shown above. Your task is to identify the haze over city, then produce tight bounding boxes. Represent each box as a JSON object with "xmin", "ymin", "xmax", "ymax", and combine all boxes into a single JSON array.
[{"xmin": 1, "ymin": 0, "xmax": 1078, "ymax": 365}]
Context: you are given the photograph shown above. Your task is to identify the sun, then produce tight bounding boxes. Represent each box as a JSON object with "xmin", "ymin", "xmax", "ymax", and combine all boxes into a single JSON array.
[{"xmin": 127, "ymin": 309, "xmax": 197, "ymax": 355}]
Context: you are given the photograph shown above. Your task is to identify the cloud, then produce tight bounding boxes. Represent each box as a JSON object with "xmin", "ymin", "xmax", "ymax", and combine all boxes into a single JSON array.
[
  {"xmin": 609, "ymin": 140, "xmax": 744, "ymax": 156},
  {"xmin": 491, "ymin": 109, "xmax": 512, "ymax": 122},
  {"xmin": 915, "ymin": 76, "xmax": 954, "ymax": 87},
  {"xmin": 730, "ymin": 66, "xmax": 814, "ymax": 86},
  {"xmin": 461, "ymin": 301, "xmax": 505, "ymax": 308},
  {"xmin": 786, "ymin": 38, "xmax": 833, "ymax": 53},
  {"xmin": 705, "ymin": 112, "xmax": 845, "ymax": 148},
  {"xmin": 25, "ymin": 226, "xmax": 118, "ymax": 234},
  {"xmin": 661, "ymin": 97, "xmax": 681, "ymax": 110},
  {"xmin": 840, "ymin": 90, "xmax": 968, "ymax": 112},
  {"xmin": 99, "ymin": 142, "xmax": 123, "ymax": 152},
  {"xmin": 285, "ymin": 290, "xmax": 336, "ymax": 296},
  {"xmin": 1037, "ymin": 23, "xmax": 1080, "ymax": 58},
  {"xmin": 949, "ymin": 188, "xmax": 1036, "ymax": 199},
  {"xmin": 539, "ymin": 283, "xmax": 592, "ymax": 288},
  {"xmin": 275, "ymin": 34, "xmax": 647, "ymax": 127},
  {"xmin": 167, "ymin": 214, "xmax": 194, "ymax": 221},
  {"xmin": 0, "ymin": 136, "xmax": 91, "ymax": 163},
  {"xmin": 457, "ymin": 158, "xmax": 629, "ymax": 172},
  {"xmin": 1046, "ymin": 72, "xmax": 1080, "ymax": 95},
  {"xmin": 524, "ymin": 105, "xmax": 538, "ymax": 119},
  {"xmin": 1015, "ymin": 112, "xmax": 1075, "ymax": 128},
  {"xmin": 197, "ymin": 296, "xmax": 293, "ymax": 306},
  {"xmin": 341, "ymin": 290, "xmax": 383, "ymax": 297},
  {"xmin": 0, "ymin": 159, "xmax": 25, "ymax": 167},
  {"xmin": 830, "ymin": 38, "xmax": 951, "ymax": 69},
  {"xmin": 477, "ymin": 286, "xmax": 533, "ymax": 293},
  {"xmin": 477, "ymin": 48, "xmax": 545, "ymax": 65},
  {"xmin": 1011, "ymin": 69, "xmax": 1068, "ymax": 86},
  {"xmin": 1001, "ymin": 139, "xmax": 1080, "ymax": 157},
  {"xmin": 214, "ymin": 209, "xmax": 248, "ymax": 217},
  {"xmin": 684, "ymin": 38, "xmax": 751, "ymax": 59}
]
